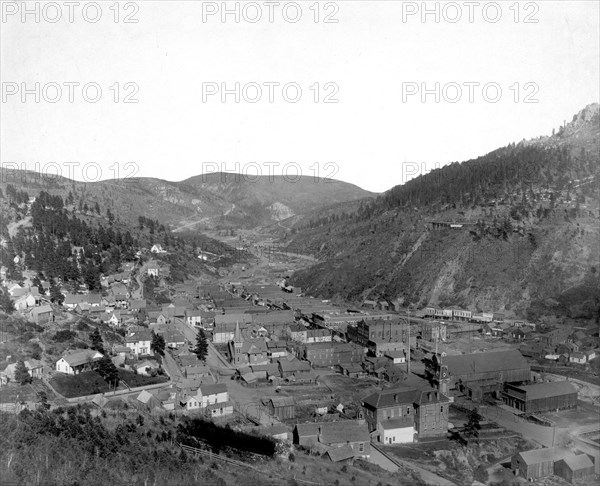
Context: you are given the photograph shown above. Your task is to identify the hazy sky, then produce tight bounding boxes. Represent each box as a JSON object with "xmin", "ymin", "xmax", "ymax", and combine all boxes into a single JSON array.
[{"xmin": 1, "ymin": 1, "xmax": 599, "ymax": 192}]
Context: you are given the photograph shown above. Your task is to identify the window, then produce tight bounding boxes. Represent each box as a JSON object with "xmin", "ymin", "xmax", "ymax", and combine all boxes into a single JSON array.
[
  {"xmin": 440, "ymin": 406, "xmax": 444, "ymax": 413},
  {"xmin": 358, "ymin": 443, "xmax": 364, "ymax": 452}
]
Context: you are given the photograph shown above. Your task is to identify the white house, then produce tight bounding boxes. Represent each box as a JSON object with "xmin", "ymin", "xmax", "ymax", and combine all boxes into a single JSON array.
[
  {"xmin": 56, "ymin": 350, "xmax": 103, "ymax": 375},
  {"xmin": 151, "ymin": 244, "xmax": 166, "ymax": 254},
  {"xmin": 376, "ymin": 419, "xmax": 415, "ymax": 445},
  {"xmin": 146, "ymin": 262, "xmax": 160, "ymax": 277},
  {"xmin": 125, "ymin": 330, "xmax": 153, "ymax": 356},
  {"xmin": 569, "ymin": 352, "xmax": 587, "ymax": 364},
  {"xmin": 198, "ymin": 383, "xmax": 229, "ymax": 408},
  {"xmin": 135, "ymin": 360, "xmax": 159, "ymax": 376},
  {"xmin": 185, "ymin": 309, "xmax": 203, "ymax": 327},
  {"xmin": 15, "ymin": 293, "xmax": 37, "ymax": 311},
  {"xmin": 181, "ymin": 394, "xmax": 200, "ymax": 411},
  {"xmin": 384, "ymin": 351, "xmax": 406, "ymax": 364}
]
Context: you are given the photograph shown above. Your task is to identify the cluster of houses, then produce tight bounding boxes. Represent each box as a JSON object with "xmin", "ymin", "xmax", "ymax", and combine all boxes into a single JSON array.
[
  {"xmin": 512, "ymin": 447, "xmax": 595, "ymax": 484},
  {"xmin": 3, "ymin": 282, "xmax": 54, "ymax": 323}
]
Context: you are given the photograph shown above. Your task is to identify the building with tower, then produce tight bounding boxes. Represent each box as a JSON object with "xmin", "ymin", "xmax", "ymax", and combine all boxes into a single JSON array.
[
  {"xmin": 228, "ymin": 322, "xmax": 269, "ymax": 367},
  {"xmin": 425, "ymin": 349, "xmax": 530, "ymax": 401}
]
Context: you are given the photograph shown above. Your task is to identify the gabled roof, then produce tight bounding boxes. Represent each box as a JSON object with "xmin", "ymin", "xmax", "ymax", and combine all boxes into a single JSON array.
[
  {"xmin": 380, "ymin": 418, "xmax": 414, "ymax": 430},
  {"xmin": 440, "ymin": 349, "xmax": 529, "ymax": 376},
  {"xmin": 241, "ymin": 339, "xmax": 268, "ymax": 355},
  {"xmin": 185, "ymin": 365, "xmax": 210, "ymax": 376},
  {"xmin": 199, "ymin": 383, "xmax": 227, "ymax": 396},
  {"xmin": 517, "ymin": 447, "xmax": 571, "ymax": 465},
  {"xmin": 262, "ymin": 396, "xmax": 294, "ymax": 407},
  {"xmin": 91, "ymin": 394, "xmax": 109, "ymax": 408},
  {"xmin": 296, "ymin": 420, "xmax": 369, "ymax": 445},
  {"xmin": 288, "ymin": 323, "xmax": 307, "ymax": 333},
  {"xmin": 31, "ymin": 304, "xmax": 53, "ymax": 316},
  {"xmin": 137, "ymin": 390, "xmax": 157, "ymax": 404},
  {"xmin": 558, "ymin": 453, "xmax": 594, "ymax": 471},
  {"xmin": 60, "ymin": 349, "xmax": 103, "ymax": 367},
  {"xmin": 185, "ymin": 309, "xmax": 203, "ymax": 317},
  {"xmin": 278, "ymin": 359, "xmax": 311, "ymax": 373},
  {"xmin": 515, "ymin": 381, "xmax": 577, "ymax": 400},
  {"xmin": 125, "ymin": 330, "xmax": 152, "ymax": 343},
  {"xmin": 63, "ymin": 293, "xmax": 102, "ymax": 305},
  {"xmin": 129, "ymin": 299, "xmax": 147, "ymax": 309},
  {"xmin": 325, "ymin": 444, "xmax": 355, "ymax": 462}
]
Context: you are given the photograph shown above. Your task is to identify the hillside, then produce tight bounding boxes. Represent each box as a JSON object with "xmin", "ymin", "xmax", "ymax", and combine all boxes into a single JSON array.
[
  {"xmin": 0, "ymin": 171, "xmax": 375, "ymax": 232},
  {"xmin": 288, "ymin": 103, "xmax": 600, "ymax": 323}
]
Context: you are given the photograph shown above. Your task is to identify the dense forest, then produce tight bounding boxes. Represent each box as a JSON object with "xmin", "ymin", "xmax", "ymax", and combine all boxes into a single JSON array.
[{"xmin": 0, "ymin": 188, "xmax": 245, "ymax": 294}]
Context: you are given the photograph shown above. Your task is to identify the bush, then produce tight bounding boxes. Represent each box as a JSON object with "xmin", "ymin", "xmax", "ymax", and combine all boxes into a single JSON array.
[
  {"xmin": 52, "ymin": 330, "xmax": 77, "ymax": 342},
  {"xmin": 473, "ymin": 465, "xmax": 489, "ymax": 483}
]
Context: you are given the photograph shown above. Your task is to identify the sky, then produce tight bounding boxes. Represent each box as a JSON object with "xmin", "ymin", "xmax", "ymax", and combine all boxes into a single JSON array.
[{"xmin": 1, "ymin": 1, "xmax": 599, "ymax": 193}]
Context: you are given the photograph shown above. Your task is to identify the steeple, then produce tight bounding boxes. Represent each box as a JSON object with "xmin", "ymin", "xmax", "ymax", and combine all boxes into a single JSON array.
[{"xmin": 234, "ymin": 321, "xmax": 243, "ymax": 346}]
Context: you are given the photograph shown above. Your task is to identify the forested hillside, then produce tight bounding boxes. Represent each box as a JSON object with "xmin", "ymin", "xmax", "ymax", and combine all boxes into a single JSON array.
[
  {"xmin": 288, "ymin": 104, "xmax": 600, "ymax": 323},
  {"xmin": 0, "ymin": 189, "xmax": 242, "ymax": 294}
]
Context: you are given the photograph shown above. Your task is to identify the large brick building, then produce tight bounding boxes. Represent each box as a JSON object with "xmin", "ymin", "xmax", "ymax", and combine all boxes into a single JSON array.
[
  {"xmin": 296, "ymin": 342, "xmax": 364, "ymax": 368},
  {"xmin": 361, "ymin": 386, "xmax": 450, "ymax": 441},
  {"xmin": 347, "ymin": 318, "xmax": 406, "ymax": 347}
]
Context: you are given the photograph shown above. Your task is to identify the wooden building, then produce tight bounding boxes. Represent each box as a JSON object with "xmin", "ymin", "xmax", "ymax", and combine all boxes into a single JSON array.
[
  {"xmin": 293, "ymin": 421, "xmax": 370, "ymax": 459},
  {"xmin": 262, "ymin": 396, "xmax": 296, "ymax": 420},
  {"xmin": 503, "ymin": 381, "xmax": 578, "ymax": 414},
  {"xmin": 554, "ymin": 454, "xmax": 595, "ymax": 483},
  {"xmin": 512, "ymin": 447, "xmax": 567, "ymax": 480},
  {"xmin": 513, "ymin": 448, "xmax": 595, "ymax": 483},
  {"xmin": 427, "ymin": 349, "xmax": 530, "ymax": 399}
]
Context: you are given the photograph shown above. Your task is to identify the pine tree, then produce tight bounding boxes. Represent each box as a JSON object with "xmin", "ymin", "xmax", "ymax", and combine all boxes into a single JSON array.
[
  {"xmin": 90, "ymin": 328, "xmax": 104, "ymax": 353},
  {"xmin": 194, "ymin": 329, "xmax": 208, "ymax": 362},
  {"xmin": 151, "ymin": 332, "xmax": 166, "ymax": 356},
  {"xmin": 49, "ymin": 279, "xmax": 64, "ymax": 304},
  {"xmin": 96, "ymin": 355, "xmax": 119, "ymax": 386},
  {"xmin": 0, "ymin": 290, "xmax": 15, "ymax": 314},
  {"xmin": 464, "ymin": 407, "xmax": 481, "ymax": 442},
  {"xmin": 14, "ymin": 360, "xmax": 32, "ymax": 385}
]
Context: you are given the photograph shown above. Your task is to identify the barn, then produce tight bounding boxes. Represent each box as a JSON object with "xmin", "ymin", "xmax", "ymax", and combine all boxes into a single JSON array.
[
  {"xmin": 262, "ymin": 396, "xmax": 296, "ymax": 420},
  {"xmin": 511, "ymin": 447, "xmax": 568, "ymax": 480},
  {"xmin": 428, "ymin": 349, "xmax": 530, "ymax": 399},
  {"xmin": 503, "ymin": 381, "xmax": 578, "ymax": 414},
  {"xmin": 554, "ymin": 454, "xmax": 595, "ymax": 483}
]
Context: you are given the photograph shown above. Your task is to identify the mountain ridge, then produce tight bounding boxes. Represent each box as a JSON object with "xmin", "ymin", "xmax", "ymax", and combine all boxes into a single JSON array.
[{"xmin": 287, "ymin": 103, "xmax": 600, "ymax": 323}]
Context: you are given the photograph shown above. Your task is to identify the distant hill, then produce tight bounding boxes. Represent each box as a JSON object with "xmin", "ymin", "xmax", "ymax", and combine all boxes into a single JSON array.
[
  {"xmin": 288, "ymin": 103, "xmax": 600, "ymax": 323},
  {"xmin": 0, "ymin": 171, "xmax": 375, "ymax": 231}
]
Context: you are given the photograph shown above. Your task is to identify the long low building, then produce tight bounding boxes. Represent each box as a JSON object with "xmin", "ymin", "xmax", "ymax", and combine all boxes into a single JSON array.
[
  {"xmin": 503, "ymin": 381, "xmax": 578, "ymax": 414},
  {"xmin": 426, "ymin": 349, "xmax": 531, "ymax": 400}
]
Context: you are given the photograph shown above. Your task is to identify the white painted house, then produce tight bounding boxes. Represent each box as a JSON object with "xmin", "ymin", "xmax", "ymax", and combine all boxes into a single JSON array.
[
  {"xmin": 198, "ymin": 383, "xmax": 229, "ymax": 407},
  {"xmin": 377, "ymin": 419, "xmax": 415, "ymax": 445},
  {"xmin": 125, "ymin": 330, "xmax": 153, "ymax": 356},
  {"xmin": 56, "ymin": 349, "xmax": 103, "ymax": 375}
]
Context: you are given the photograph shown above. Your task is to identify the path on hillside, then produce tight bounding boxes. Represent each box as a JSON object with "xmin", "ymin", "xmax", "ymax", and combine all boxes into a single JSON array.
[
  {"xmin": 7, "ymin": 216, "xmax": 32, "ymax": 238},
  {"xmin": 370, "ymin": 443, "xmax": 456, "ymax": 485}
]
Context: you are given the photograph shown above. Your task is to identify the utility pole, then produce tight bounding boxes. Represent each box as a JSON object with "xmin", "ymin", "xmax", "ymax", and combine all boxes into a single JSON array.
[{"xmin": 406, "ymin": 310, "xmax": 411, "ymax": 374}]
